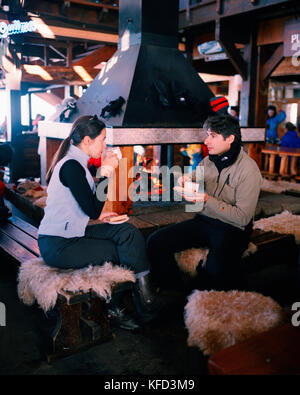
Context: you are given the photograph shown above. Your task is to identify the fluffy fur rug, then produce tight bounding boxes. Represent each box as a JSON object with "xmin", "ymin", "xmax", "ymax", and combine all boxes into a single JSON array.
[
  {"xmin": 17, "ymin": 258, "xmax": 135, "ymax": 312},
  {"xmin": 261, "ymin": 178, "xmax": 300, "ymax": 194},
  {"xmin": 184, "ymin": 290, "xmax": 287, "ymax": 356},
  {"xmin": 253, "ymin": 210, "xmax": 300, "ymax": 244},
  {"xmin": 175, "ymin": 243, "xmax": 257, "ymax": 277}
]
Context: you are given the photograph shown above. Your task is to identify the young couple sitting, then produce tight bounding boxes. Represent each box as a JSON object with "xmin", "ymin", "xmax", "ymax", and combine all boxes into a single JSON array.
[{"xmin": 38, "ymin": 114, "xmax": 262, "ymax": 330}]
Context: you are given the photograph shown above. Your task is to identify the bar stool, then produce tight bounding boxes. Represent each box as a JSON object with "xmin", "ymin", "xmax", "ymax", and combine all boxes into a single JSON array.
[
  {"xmin": 278, "ymin": 153, "xmax": 299, "ymax": 180},
  {"xmin": 262, "ymin": 152, "xmax": 277, "ymax": 179}
]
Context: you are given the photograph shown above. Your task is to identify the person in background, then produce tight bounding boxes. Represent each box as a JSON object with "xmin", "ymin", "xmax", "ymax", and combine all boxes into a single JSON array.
[
  {"xmin": 266, "ymin": 105, "xmax": 286, "ymax": 144},
  {"xmin": 281, "ymin": 122, "xmax": 300, "ymax": 149},
  {"xmin": 38, "ymin": 115, "xmax": 161, "ymax": 330},
  {"xmin": 229, "ymin": 105, "xmax": 240, "ymax": 121},
  {"xmin": 180, "ymin": 144, "xmax": 208, "ymax": 173},
  {"xmin": 32, "ymin": 114, "xmax": 45, "ymax": 132}
]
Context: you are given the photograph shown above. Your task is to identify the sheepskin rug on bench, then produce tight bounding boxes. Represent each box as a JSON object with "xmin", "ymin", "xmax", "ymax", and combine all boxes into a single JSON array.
[
  {"xmin": 261, "ymin": 178, "xmax": 300, "ymax": 194},
  {"xmin": 184, "ymin": 290, "xmax": 287, "ymax": 356},
  {"xmin": 17, "ymin": 258, "xmax": 135, "ymax": 312},
  {"xmin": 175, "ymin": 243, "xmax": 257, "ymax": 277},
  {"xmin": 175, "ymin": 210, "xmax": 300, "ymax": 276},
  {"xmin": 253, "ymin": 210, "xmax": 300, "ymax": 244}
]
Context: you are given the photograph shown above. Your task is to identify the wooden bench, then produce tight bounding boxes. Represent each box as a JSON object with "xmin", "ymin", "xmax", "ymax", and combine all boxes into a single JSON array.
[
  {"xmin": 208, "ymin": 323, "xmax": 300, "ymax": 375},
  {"xmin": 243, "ymin": 228, "xmax": 298, "ymax": 274},
  {"xmin": 0, "ymin": 215, "xmax": 118, "ymax": 362}
]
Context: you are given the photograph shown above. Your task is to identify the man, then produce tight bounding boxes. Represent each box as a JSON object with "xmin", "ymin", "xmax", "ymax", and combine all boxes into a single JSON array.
[
  {"xmin": 229, "ymin": 105, "xmax": 240, "ymax": 121},
  {"xmin": 147, "ymin": 114, "xmax": 262, "ymax": 291}
]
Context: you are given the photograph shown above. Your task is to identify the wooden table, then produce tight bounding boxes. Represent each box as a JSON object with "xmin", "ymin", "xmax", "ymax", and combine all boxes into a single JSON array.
[
  {"xmin": 261, "ymin": 144, "xmax": 300, "ymax": 180},
  {"xmin": 208, "ymin": 324, "xmax": 300, "ymax": 375}
]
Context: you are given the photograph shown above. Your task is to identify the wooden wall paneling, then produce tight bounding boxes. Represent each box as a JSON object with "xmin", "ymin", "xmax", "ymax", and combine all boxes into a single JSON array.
[
  {"xmin": 257, "ymin": 17, "xmax": 288, "ymax": 46},
  {"xmin": 254, "ymin": 46, "xmax": 269, "ymax": 128},
  {"xmin": 271, "ymin": 57, "xmax": 300, "ymax": 77}
]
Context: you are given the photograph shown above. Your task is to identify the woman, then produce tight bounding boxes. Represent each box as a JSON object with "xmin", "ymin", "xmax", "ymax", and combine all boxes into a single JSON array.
[
  {"xmin": 281, "ymin": 122, "xmax": 300, "ymax": 148},
  {"xmin": 38, "ymin": 115, "xmax": 160, "ymax": 329}
]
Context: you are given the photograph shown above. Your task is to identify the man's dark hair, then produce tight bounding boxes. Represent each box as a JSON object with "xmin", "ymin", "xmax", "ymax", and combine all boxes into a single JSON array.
[
  {"xmin": 285, "ymin": 122, "xmax": 296, "ymax": 131},
  {"xmin": 203, "ymin": 114, "xmax": 242, "ymax": 145}
]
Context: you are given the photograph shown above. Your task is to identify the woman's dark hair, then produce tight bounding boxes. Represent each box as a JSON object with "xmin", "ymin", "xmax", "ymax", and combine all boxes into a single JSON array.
[
  {"xmin": 203, "ymin": 114, "xmax": 242, "ymax": 146},
  {"xmin": 46, "ymin": 115, "xmax": 105, "ymax": 184},
  {"xmin": 285, "ymin": 122, "xmax": 296, "ymax": 131}
]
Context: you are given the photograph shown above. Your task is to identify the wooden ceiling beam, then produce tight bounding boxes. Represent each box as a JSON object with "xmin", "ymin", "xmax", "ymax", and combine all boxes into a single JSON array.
[
  {"xmin": 21, "ymin": 64, "xmax": 100, "ymax": 85},
  {"xmin": 56, "ymin": 0, "xmax": 119, "ymax": 11},
  {"xmin": 215, "ymin": 20, "xmax": 247, "ymax": 80},
  {"xmin": 179, "ymin": 0, "xmax": 294, "ymax": 30},
  {"xmin": 72, "ymin": 45, "xmax": 116, "ymax": 67},
  {"xmin": 262, "ymin": 44, "xmax": 284, "ymax": 80},
  {"xmin": 31, "ymin": 18, "xmax": 118, "ymax": 44},
  {"xmin": 271, "ymin": 57, "xmax": 300, "ymax": 77}
]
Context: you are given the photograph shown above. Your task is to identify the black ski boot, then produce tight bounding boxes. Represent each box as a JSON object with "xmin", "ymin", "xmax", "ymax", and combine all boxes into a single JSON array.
[
  {"xmin": 106, "ymin": 289, "xmax": 140, "ymax": 332},
  {"xmin": 132, "ymin": 273, "xmax": 163, "ymax": 323}
]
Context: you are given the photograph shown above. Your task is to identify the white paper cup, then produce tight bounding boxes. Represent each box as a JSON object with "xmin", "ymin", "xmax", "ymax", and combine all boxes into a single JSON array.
[
  {"xmin": 184, "ymin": 181, "xmax": 199, "ymax": 193},
  {"xmin": 104, "ymin": 147, "xmax": 122, "ymax": 160}
]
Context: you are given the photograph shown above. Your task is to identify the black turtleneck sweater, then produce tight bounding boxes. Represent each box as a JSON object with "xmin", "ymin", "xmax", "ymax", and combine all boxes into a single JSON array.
[{"xmin": 208, "ymin": 141, "xmax": 241, "ymax": 173}]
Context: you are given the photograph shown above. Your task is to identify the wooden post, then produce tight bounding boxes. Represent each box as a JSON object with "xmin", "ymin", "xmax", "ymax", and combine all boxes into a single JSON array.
[
  {"xmin": 254, "ymin": 45, "xmax": 269, "ymax": 128},
  {"xmin": 216, "ymin": 19, "xmax": 247, "ymax": 81},
  {"xmin": 185, "ymin": 33, "xmax": 194, "ymax": 65},
  {"xmin": 6, "ymin": 88, "xmax": 23, "ymax": 182},
  {"xmin": 43, "ymin": 45, "xmax": 48, "ymax": 66},
  {"xmin": 240, "ymin": 28, "xmax": 267, "ymax": 169},
  {"xmin": 103, "ymin": 146, "xmax": 134, "ymax": 215}
]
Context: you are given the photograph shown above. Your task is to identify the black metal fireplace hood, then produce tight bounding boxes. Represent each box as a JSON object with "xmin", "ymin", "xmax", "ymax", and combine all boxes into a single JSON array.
[{"xmin": 72, "ymin": 0, "xmax": 214, "ymax": 129}]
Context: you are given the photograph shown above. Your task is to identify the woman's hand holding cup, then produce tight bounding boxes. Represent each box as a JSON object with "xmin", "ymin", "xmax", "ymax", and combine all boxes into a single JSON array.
[
  {"xmin": 100, "ymin": 150, "xmax": 119, "ymax": 178},
  {"xmin": 103, "ymin": 150, "xmax": 119, "ymax": 168}
]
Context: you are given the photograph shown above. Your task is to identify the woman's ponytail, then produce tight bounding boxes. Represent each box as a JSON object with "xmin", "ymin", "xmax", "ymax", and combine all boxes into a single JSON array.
[
  {"xmin": 46, "ymin": 136, "xmax": 71, "ymax": 184},
  {"xmin": 46, "ymin": 115, "xmax": 105, "ymax": 185}
]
